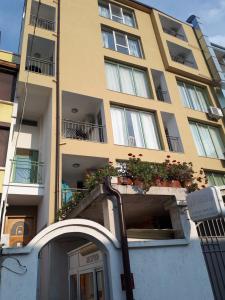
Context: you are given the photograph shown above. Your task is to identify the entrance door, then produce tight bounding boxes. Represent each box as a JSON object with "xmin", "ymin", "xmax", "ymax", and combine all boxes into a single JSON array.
[
  {"xmin": 80, "ymin": 272, "xmax": 95, "ymax": 300},
  {"xmin": 196, "ymin": 218, "xmax": 225, "ymax": 300}
]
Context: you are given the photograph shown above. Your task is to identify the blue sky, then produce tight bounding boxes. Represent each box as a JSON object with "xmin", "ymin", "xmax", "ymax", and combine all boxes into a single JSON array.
[{"xmin": 0, "ymin": 0, "xmax": 225, "ymax": 53}]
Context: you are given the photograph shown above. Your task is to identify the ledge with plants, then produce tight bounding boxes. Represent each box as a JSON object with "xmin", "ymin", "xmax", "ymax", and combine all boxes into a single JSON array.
[{"xmin": 57, "ymin": 153, "xmax": 207, "ymax": 220}]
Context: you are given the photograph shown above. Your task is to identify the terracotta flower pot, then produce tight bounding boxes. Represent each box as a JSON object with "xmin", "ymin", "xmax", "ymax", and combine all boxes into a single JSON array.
[
  {"xmin": 154, "ymin": 179, "xmax": 181, "ymax": 188},
  {"xmin": 117, "ymin": 177, "xmax": 133, "ymax": 186}
]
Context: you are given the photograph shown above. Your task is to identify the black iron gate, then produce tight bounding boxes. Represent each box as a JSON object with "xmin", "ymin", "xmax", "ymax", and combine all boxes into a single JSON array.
[{"xmin": 196, "ymin": 218, "xmax": 225, "ymax": 300}]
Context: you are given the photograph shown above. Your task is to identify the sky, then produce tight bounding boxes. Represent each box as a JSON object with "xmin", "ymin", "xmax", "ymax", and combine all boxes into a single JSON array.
[{"xmin": 0, "ymin": 0, "xmax": 225, "ymax": 53}]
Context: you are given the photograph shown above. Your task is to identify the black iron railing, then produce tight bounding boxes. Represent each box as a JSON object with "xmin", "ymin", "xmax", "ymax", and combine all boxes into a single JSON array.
[
  {"xmin": 166, "ymin": 135, "xmax": 182, "ymax": 153},
  {"xmin": 30, "ymin": 14, "xmax": 55, "ymax": 31},
  {"xmin": 26, "ymin": 56, "xmax": 54, "ymax": 76},
  {"xmin": 62, "ymin": 119, "xmax": 105, "ymax": 143}
]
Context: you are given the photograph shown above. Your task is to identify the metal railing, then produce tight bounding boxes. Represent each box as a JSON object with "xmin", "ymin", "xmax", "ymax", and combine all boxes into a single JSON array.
[
  {"xmin": 11, "ymin": 159, "xmax": 44, "ymax": 184},
  {"xmin": 156, "ymin": 87, "xmax": 169, "ymax": 102},
  {"xmin": 163, "ymin": 27, "xmax": 185, "ymax": 40},
  {"xmin": 30, "ymin": 14, "xmax": 55, "ymax": 31},
  {"xmin": 61, "ymin": 188, "xmax": 88, "ymax": 206},
  {"xmin": 62, "ymin": 119, "xmax": 105, "ymax": 143},
  {"xmin": 171, "ymin": 55, "xmax": 194, "ymax": 67},
  {"xmin": 26, "ymin": 56, "xmax": 54, "ymax": 76},
  {"xmin": 166, "ymin": 135, "xmax": 182, "ymax": 153}
]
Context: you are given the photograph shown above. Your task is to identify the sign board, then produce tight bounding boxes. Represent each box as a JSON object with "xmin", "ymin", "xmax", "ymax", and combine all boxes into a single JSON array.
[{"xmin": 187, "ymin": 186, "xmax": 225, "ymax": 222}]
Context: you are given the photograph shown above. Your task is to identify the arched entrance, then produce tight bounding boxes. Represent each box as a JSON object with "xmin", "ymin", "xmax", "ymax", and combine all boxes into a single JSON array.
[{"xmin": 0, "ymin": 219, "xmax": 124, "ymax": 300}]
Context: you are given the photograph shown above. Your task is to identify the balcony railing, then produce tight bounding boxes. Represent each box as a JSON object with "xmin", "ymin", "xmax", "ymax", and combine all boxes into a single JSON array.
[
  {"xmin": 11, "ymin": 159, "xmax": 44, "ymax": 184},
  {"xmin": 61, "ymin": 188, "xmax": 88, "ymax": 206},
  {"xmin": 171, "ymin": 55, "xmax": 194, "ymax": 67},
  {"xmin": 156, "ymin": 87, "xmax": 169, "ymax": 102},
  {"xmin": 163, "ymin": 27, "xmax": 185, "ymax": 40},
  {"xmin": 166, "ymin": 135, "xmax": 183, "ymax": 153},
  {"xmin": 62, "ymin": 120, "xmax": 105, "ymax": 143},
  {"xmin": 30, "ymin": 14, "xmax": 55, "ymax": 31},
  {"xmin": 26, "ymin": 56, "xmax": 54, "ymax": 76}
]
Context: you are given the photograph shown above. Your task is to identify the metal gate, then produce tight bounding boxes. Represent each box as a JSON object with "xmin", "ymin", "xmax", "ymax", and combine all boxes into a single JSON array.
[{"xmin": 196, "ymin": 218, "xmax": 225, "ymax": 300}]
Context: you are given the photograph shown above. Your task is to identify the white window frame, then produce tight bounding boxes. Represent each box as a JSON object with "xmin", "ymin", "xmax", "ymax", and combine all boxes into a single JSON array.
[
  {"xmin": 102, "ymin": 27, "xmax": 142, "ymax": 57},
  {"xmin": 105, "ymin": 60, "xmax": 150, "ymax": 98},
  {"xmin": 190, "ymin": 121, "xmax": 225, "ymax": 159},
  {"xmin": 99, "ymin": 1, "xmax": 136, "ymax": 28},
  {"xmin": 178, "ymin": 81, "xmax": 210, "ymax": 112},
  {"xmin": 111, "ymin": 105, "xmax": 161, "ymax": 149}
]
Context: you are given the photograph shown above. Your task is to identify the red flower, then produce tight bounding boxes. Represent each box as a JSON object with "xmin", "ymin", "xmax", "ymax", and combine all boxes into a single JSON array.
[
  {"xmin": 132, "ymin": 155, "xmax": 136, "ymax": 158},
  {"xmin": 139, "ymin": 154, "xmax": 143, "ymax": 157},
  {"xmin": 172, "ymin": 160, "xmax": 176, "ymax": 163},
  {"xmin": 201, "ymin": 185, "xmax": 206, "ymax": 188},
  {"xmin": 109, "ymin": 161, "xmax": 113, "ymax": 164},
  {"xmin": 128, "ymin": 153, "xmax": 133, "ymax": 156},
  {"xmin": 166, "ymin": 155, "xmax": 171, "ymax": 158}
]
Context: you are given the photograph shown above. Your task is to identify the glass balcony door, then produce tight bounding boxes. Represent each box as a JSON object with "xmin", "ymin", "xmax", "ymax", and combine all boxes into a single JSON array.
[{"xmin": 13, "ymin": 149, "xmax": 39, "ymax": 184}]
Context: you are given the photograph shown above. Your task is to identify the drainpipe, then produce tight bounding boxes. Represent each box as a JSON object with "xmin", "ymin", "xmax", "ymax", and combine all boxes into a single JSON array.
[
  {"xmin": 55, "ymin": 0, "xmax": 60, "ymax": 221},
  {"xmin": 104, "ymin": 176, "xmax": 134, "ymax": 300}
]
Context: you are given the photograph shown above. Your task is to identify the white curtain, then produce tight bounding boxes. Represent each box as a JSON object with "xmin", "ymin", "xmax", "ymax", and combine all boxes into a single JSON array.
[
  {"xmin": 99, "ymin": 4, "xmax": 110, "ymax": 18},
  {"xmin": 140, "ymin": 113, "xmax": 160, "ymax": 149},
  {"xmin": 195, "ymin": 87, "xmax": 208, "ymax": 112},
  {"xmin": 190, "ymin": 123, "xmax": 205, "ymax": 156},
  {"xmin": 209, "ymin": 126, "xmax": 225, "ymax": 159},
  {"xmin": 105, "ymin": 63, "xmax": 120, "ymax": 92},
  {"xmin": 102, "ymin": 30, "xmax": 114, "ymax": 49},
  {"xmin": 178, "ymin": 82, "xmax": 190, "ymax": 107},
  {"xmin": 197, "ymin": 124, "xmax": 217, "ymax": 157},
  {"xmin": 110, "ymin": 107, "xmax": 127, "ymax": 145},
  {"xmin": 123, "ymin": 12, "xmax": 134, "ymax": 27},
  {"xmin": 119, "ymin": 66, "xmax": 135, "ymax": 95},
  {"xmin": 128, "ymin": 110, "xmax": 144, "ymax": 147},
  {"xmin": 133, "ymin": 70, "xmax": 149, "ymax": 98},
  {"xmin": 187, "ymin": 85, "xmax": 201, "ymax": 111},
  {"xmin": 128, "ymin": 39, "xmax": 140, "ymax": 57}
]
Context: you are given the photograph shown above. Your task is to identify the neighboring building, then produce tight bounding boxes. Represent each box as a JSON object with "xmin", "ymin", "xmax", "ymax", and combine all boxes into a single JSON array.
[
  {"xmin": 0, "ymin": 1, "xmax": 224, "ymax": 300},
  {"xmin": 0, "ymin": 50, "xmax": 19, "ymax": 241}
]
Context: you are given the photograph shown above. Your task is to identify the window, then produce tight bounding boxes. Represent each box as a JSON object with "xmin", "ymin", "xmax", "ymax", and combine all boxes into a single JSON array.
[
  {"xmin": 0, "ymin": 72, "xmax": 15, "ymax": 102},
  {"xmin": 98, "ymin": 1, "xmax": 136, "ymax": 27},
  {"xmin": 0, "ymin": 126, "xmax": 10, "ymax": 167},
  {"xmin": 178, "ymin": 81, "xmax": 209, "ymax": 112},
  {"xmin": 105, "ymin": 61, "xmax": 150, "ymax": 98},
  {"xmin": 205, "ymin": 171, "xmax": 225, "ymax": 186},
  {"xmin": 102, "ymin": 27, "xmax": 142, "ymax": 57},
  {"xmin": 190, "ymin": 122, "xmax": 225, "ymax": 159},
  {"xmin": 110, "ymin": 106, "xmax": 161, "ymax": 149}
]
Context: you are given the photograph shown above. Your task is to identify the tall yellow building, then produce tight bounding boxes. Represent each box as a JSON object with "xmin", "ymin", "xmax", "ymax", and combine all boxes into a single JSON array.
[
  {"xmin": 0, "ymin": 1, "xmax": 224, "ymax": 299},
  {"xmin": 3, "ymin": 0, "xmax": 224, "ymax": 239}
]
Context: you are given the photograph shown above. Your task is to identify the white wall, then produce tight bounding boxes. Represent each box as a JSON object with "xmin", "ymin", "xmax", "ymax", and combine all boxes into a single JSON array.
[{"xmin": 16, "ymin": 124, "xmax": 40, "ymax": 150}]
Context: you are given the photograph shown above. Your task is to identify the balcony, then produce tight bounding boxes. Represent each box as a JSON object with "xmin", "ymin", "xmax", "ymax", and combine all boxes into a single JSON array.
[
  {"xmin": 62, "ymin": 92, "xmax": 107, "ymax": 143},
  {"xmin": 151, "ymin": 69, "xmax": 171, "ymax": 103},
  {"xmin": 30, "ymin": 0, "xmax": 55, "ymax": 31},
  {"xmin": 25, "ymin": 35, "xmax": 55, "ymax": 76},
  {"xmin": 11, "ymin": 159, "xmax": 44, "ymax": 184},
  {"xmin": 161, "ymin": 112, "xmax": 184, "ymax": 153},
  {"xmin": 159, "ymin": 14, "xmax": 187, "ymax": 42},
  {"xmin": 62, "ymin": 120, "xmax": 105, "ymax": 143},
  {"xmin": 26, "ymin": 56, "xmax": 54, "ymax": 76},
  {"xmin": 167, "ymin": 41, "xmax": 197, "ymax": 69}
]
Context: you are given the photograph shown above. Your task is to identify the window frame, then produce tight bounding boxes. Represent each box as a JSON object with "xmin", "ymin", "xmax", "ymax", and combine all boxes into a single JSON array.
[
  {"xmin": 178, "ymin": 81, "xmax": 210, "ymax": 112},
  {"xmin": 190, "ymin": 121, "xmax": 225, "ymax": 159},
  {"xmin": 110, "ymin": 105, "xmax": 161, "ymax": 149},
  {"xmin": 105, "ymin": 60, "xmax": 150, "ymax": 98},
  {"xmin": 205, "ymin": 171, "xmax": 225, "ymax": 186},
  {"xmin": 102, "ymin": 27, "xmax": 142, "ymax": 58},
  {"xmin": 98, "ymin": 0, "xmax": 136, "ymax": 28}
]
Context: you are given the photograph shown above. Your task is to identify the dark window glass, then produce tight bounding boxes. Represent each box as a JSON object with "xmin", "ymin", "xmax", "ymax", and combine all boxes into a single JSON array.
[
  {"xmin": 0, "ymin": 126, "xmax": 9, "ymax": 167},
  {"xmin": 0, "ymin": 72, "xmax": 15, "ymax": 102}
]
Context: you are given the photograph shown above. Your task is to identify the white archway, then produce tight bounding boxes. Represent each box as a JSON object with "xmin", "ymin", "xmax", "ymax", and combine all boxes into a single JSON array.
[{"xmin": 0, "ymin": 219, "xmax": 124, "ymax": 300}]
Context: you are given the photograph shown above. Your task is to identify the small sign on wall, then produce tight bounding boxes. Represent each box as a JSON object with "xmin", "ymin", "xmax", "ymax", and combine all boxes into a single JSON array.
[{"xmin": 187, "ymin": 186, "xmax": 225, "ymax": 222}]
